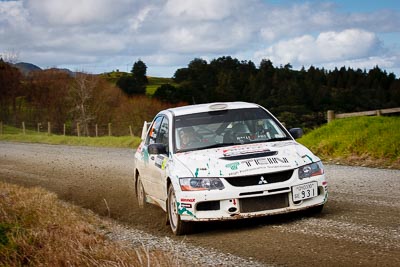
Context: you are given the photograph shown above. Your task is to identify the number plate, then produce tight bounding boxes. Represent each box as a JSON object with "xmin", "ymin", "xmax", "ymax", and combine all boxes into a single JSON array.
[{"xmin": 292, "ymin": 182, "xmax": 318, "ymax": 202}]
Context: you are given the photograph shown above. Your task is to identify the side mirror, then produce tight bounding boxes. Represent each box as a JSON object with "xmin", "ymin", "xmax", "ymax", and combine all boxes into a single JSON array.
[
  {"xmin": 148, "ymin": 143, "xmax": 167, "ymax": 155},
  {"xmin": 289, "ymin": 128, "xmax": 303, "ymax": 139}
]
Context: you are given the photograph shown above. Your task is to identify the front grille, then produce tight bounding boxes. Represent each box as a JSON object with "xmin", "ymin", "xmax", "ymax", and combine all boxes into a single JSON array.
[
  {"xmin": 225, "ymin": 169, "xmax": 294, "ymax": 187},
  {"xmin": 240, "ymin": 193, "xmax": 289, "ymax": 213}
]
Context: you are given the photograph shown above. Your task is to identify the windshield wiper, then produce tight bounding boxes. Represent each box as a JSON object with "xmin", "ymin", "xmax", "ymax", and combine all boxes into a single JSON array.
[{"xmin": 265, "ymin": 137, "xmax": 292, "ymax": 142}]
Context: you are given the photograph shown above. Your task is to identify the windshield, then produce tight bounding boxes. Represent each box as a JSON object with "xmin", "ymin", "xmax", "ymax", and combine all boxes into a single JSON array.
[{"xmin": 174, "ymin": 107, "xmax": 290, "ymax": 152}]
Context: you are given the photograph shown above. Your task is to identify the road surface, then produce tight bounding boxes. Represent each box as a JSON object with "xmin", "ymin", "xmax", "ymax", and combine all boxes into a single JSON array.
[{"xmin": 0, "ymin": 142, "xmax": 399, "ymax": 266}]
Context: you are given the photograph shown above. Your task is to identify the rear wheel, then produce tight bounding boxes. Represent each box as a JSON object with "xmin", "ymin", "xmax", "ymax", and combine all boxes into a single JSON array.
[
  {"xmin": 167, "ymin": 185, "xmax": 193, "ymax": 235},
  {"xmin": 136, "ymin": 175, "xmax": 146, "ymax": 208}
]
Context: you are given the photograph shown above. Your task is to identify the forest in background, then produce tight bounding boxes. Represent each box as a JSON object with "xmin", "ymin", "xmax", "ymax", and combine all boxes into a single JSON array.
[
  {"xmin": 1, "ymin": 56, "xmax": 399, "ymax": 136},
  {"xmin": 154, "ymin": 57, "xmax": 400, "ymax": 128},
  {"xmin": 0, "ymin": 59, "xmax": 184, "ymax": 136}
]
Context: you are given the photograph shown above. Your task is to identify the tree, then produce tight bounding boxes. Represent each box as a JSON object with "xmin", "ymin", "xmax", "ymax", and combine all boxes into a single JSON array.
[
  {"xmin": 116, "ymin": 60, "xmax": 148, "ymax": 96},
  {"xmin": 25, "ymin": 69, "xmax": 72, "ymax": 128},
  {"xmin": 69, "ymin": 73, "xmax": 98, "ymax": 136},
  {"xmin": 131, "ymin": 60, "xmax": 148, "ymax": 85},
  {"xmin": 0, "ymin": 59, "xmax": 22, "ymax": 124},
  {"xmin": 116, "ymin": 75, "xmax": 144, "ymax": 95},
  {"xmin": 153, "ymin": 84, "xmax": 179, "ymax": 103}
]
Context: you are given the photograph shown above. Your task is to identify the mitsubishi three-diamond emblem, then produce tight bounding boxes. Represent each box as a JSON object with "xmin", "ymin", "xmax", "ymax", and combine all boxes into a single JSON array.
[{"xmin": 258, "ymin": 176, "xmax": 268, "ymax": 184}]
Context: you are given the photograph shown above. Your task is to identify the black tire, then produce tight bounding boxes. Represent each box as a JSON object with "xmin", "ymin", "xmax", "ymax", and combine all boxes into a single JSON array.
[
  {"xmin": 136, "ymin": 175, "xmax": 146, "ymax": 208},
  {"xmin": 307, "ymin": 204, "xmax": 324, "ymax": 215},
  {"xmin": 167, "ymin": 185, "xmax": 193, "ymax": 235}
]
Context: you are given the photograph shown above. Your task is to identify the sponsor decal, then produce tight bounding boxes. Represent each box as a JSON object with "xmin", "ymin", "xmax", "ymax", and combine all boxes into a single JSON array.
[
  {"xmin": 223, "ymin": 146, "xmax": 270, "ymax": 157},
  {"xmin": 161, "ymin": 157, "xmax": 168, "ymax": 170},
  {"xmin": 143, "ymin": 148, "xmax": 149, "ymax": 163},
  {"xmin": 270, "ymin": 141, "xmax": 297, "ymax": 147},
  {"xmin": 302, "ymin": 154, "xmax": 314, "ymax": 163},
  {"xmin": 155, "ymin": 155, "xmax": 164, "ymax": 168},
  {"xmin": 181, "ymin": 198, "xmax": 195, "ymax": 202},
  {"xmin": 194, "ymin": 166, "xmax": 210, "ymax": 177},
  {"xmin": 226, "ymin": 162, "xmax": 240, "ymax": 170},
  {"xmin": 180, "ymin": 203, "xmax": 192, "ymax": 208},
  {"xmin": 177, "ymin": 202, "xmax": 197, "ymax": 218},
  {"xmin": 241, "ymin": 157, "xmax": 289, "ymax": 167},
  {"xmin": 226, "ymin": 157, "xmax": 291, "ymax": 176}
]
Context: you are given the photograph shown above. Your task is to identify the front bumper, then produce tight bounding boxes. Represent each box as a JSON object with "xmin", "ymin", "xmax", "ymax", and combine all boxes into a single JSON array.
[{"xmin": 175, "ymin": 176, "xmax": 328, "ymax": 221}]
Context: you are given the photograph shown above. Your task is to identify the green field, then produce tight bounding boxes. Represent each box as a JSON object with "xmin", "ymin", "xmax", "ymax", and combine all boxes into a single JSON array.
[
  {"xmin": 298, "ymin": 116, "xmax": 400, "ymax": 168},
  {"xmin": 100, "ymin": 72, "xmax": 175, "ymax": 95},
  {"xmin": 146, "ymin": 76, "xmax": 176, "ymax": 95}
]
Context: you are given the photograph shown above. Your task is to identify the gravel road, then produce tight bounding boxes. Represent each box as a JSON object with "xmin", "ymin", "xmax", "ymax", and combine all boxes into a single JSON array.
[{"xmin": 1, "ymin": 141, "xmax": 399, "ymax": 266}]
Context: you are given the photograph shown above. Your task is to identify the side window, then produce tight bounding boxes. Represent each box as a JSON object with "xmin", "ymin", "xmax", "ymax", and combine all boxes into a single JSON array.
[
  {"xmin": 146, "ymin": 116, "xmax": 163, "ymax": 145},
  {"xmin": 157, "ymin": 118, "xmax": 169, "ymax": 150}
]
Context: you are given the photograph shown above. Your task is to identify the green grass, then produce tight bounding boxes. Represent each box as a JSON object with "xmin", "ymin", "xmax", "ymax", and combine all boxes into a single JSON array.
[
  {"xmin": 146, "ymin": 77, "xmax": 176, "ymax": 95},
  {"xmin": 0, "ymin": 125, "xmax": 141, "ymax": 148},
  {"xmin": 99, "ymin": 71, "xmax": 176, "ymax": 95},
  {"xmin": 146, "ymin": 84, "xmax": 160, "ymax": 95},
  {"xmin": 99, "ymin": 71, "xmax": 128, "ymax": 84},
  {"xmin": 298, "ymin": 116, "xmax": 400, "ymax": 168}
]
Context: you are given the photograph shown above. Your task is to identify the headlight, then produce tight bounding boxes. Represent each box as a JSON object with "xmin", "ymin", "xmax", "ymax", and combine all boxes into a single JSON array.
[
  {"xmin": 298, "ymin": 161, "xmax": 324, "ymax": 179},
  {"xmin": 180, "ymin": 178, "xmax": 225, "ymax": 191}
]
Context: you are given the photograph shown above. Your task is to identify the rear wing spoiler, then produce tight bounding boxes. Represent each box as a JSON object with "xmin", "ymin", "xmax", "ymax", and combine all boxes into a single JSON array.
[{"xmin": 141, "ymin": 121, "xmax": 152, "ymax": 140}]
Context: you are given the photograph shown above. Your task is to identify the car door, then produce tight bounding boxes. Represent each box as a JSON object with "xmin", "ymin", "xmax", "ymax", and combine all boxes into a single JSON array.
[
  {"xmin": 142, "ymin": 116, "xmax": 163, "ymax": 197},
  {"xmin": 145, "ymin": 116, "xmax": 169, "ymax": 201}
]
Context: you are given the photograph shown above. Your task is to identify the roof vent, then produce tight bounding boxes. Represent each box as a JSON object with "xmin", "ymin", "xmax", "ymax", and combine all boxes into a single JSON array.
[{"xmin": 209, "ymin": 103, "xmax": 228, "ymax": 110}]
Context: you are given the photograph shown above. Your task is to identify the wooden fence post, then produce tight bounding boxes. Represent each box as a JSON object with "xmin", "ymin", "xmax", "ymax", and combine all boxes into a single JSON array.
[
  {"xmin": 95, "ymin": 124, "xmax": 98, "ymax": 137},
  {"xmin": 108, "ymin": 123, "xmax": 112, "ymax": 136},
  {"xmin": 129, "ymin": 125, "xmax": 134, "ymax": 137},
  {"xmin": 0, "ymin": 121, "xmax": 2, "ymax": 135},
  {"xmin": 376, "ymin": 110, "xmax": 382, "ymax": 116},
  {"xmin": 22, "ymin": 121, "xmax": 26, "ymax": 135},
  {"xmin": 327, "ymin": 110, "xmax": 335, "ymax": 123},
  {"xmin": 37, "ymin": 123, "xmax": 41, "ymax": 133},
  {"xmin": 77, "ymin": 123, "xmax": 81, "ymax": 137},
  {"xmin": 63, "ymin": 124, "xmax": 66, "ymax": 136},
  {"xmin": 47, "ymin": 122, "xmax": 51, "ymax": 135}
]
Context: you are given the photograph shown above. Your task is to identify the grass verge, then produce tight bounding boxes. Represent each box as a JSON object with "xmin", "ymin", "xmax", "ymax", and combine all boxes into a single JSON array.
[
  {"xmin": 0, "ymin": 125, "xmax": 141, "ymax": 148},
  {"xmin": 298, "ymin": 116, "xmax": 400, "ymax": 169},
  {"xmin": 0, "ymin": 181, "xmax": 181, "ymax": 266}
]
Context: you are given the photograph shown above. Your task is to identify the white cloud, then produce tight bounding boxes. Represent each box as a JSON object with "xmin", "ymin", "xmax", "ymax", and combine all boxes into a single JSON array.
[
  {"xmin": 255, "ymin": 29, "xmax": 381, "ymax": 66},
  {"xmin": 22, "ymin": 0, "xmax": 135, "ymax": 26},
  {"xmin": 164, "ymin": 0, "xmax": 237, "ymax": 21},
  {"xmin": 0, "ymin": 0, "xmax": 399, "ymax": 76}
]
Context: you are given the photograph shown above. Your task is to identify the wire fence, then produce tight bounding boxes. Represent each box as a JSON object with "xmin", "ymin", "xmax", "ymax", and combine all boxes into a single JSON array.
[{"xmin": 0, "ymin": 120, "xmax": 142, "ymax": 137}]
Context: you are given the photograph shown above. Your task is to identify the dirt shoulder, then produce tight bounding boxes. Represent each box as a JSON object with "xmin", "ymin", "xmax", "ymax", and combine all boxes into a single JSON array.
[{"xmin": 1, "ymin": 141, "xmax": 399, "ymax": 266}]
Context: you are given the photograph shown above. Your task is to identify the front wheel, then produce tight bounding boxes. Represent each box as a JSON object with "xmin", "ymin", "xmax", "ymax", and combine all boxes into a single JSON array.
[
  {"xmin": 306, "ymin": 204, "xmax": 324, "ymax": 215},
  {"xmin": 167, "ymin": 185, "xmax": 193, "ymax": 235}
]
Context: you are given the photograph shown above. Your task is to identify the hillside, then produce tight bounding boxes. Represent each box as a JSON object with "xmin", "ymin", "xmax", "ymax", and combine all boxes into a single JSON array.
[
  {"xmin": 298, "ymin": 116, "xmax": 400, "ymax": 168},
  {"xmin": 14, "ymin": 62, "xmax": 42, "ymax": 75},
  {"xmin": 100, "ymin": 71, "xmax": 175, "ymax": 95}
]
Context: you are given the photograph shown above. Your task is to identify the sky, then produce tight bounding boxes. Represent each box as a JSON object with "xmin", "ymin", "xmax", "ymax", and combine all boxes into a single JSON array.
[{"xmin": 0, "ymin": 0, "xmax": 399, "ymax": 78}]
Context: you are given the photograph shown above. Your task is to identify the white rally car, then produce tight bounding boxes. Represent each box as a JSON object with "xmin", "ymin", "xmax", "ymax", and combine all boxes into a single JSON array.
[{"xmin": 134, "ymin": 102, "xmax": 328, "ymax": 235}]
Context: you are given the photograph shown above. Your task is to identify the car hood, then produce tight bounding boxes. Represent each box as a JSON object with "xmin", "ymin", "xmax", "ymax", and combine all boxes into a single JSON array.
[{"xmin": 173, "ymin": 141, "xmax": 319, "ymax": 178}]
